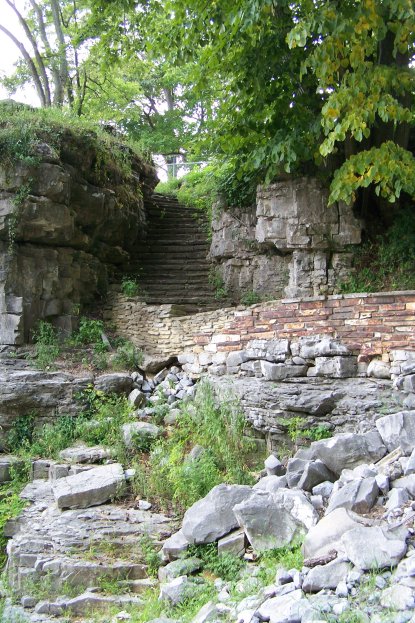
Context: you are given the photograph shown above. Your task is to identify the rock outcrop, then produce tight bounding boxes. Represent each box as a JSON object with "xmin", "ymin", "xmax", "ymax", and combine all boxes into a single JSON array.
[
  {"xmin": 209, "ymin": 177, "xmax": 362, "ymax": 301},
  {"xmin": 0, "ymin": 130, "xmax": 157, "ymax": 345}
]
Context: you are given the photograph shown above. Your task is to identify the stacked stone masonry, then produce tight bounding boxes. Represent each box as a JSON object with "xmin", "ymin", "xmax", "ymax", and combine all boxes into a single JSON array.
[{"xmin": 105, "ymin": 290, "xmax": 415, "ymax": 363}]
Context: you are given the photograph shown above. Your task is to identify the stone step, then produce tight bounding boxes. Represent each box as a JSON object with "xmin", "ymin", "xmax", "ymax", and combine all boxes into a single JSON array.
[{"xmin": 128, "ymin": 253, "xmax": 210, "ymax": 268}]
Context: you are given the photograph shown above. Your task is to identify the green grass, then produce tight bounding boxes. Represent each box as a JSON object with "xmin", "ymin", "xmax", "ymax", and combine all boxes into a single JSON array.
[
  {"xmin": 0, "ymin": 463, "xmax": 30, "ymax": 567},
  {"xmin": 0, "ymin": 103, "xmax": 147, "ymax": 184},
  {"xmin": 133, "ymin": 381, "xmax": 259, "ymax": 511},
  {"xmin": 256, "ymin": 542, "xmax": 304, "ymax": 586},
  {"xmin": 6, "ymin": 388, "xmax": 136, "ymax": 463},
  {"xmin": 187, "ymin": 543, "xmax": 244, "ymax": 582}
]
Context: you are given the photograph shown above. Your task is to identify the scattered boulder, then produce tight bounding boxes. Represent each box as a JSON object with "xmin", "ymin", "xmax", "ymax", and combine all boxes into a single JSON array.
[
  {"xmin": 264, "ymin": 454, "xmax": 285, "ymax": 476},
  {"xmin": 303, "ymin": 508, "xmax": 364, "ymax": 559},
  {"xmin": 233, "ymin": 490, "xmax": 305, "ymax": 551},
  {"xmin": 297, "ymin": 460, "xmax": 336, "ymax": 492},
  {"xmin": 52, "ymin": 463, "xmax": 126, "ymax": 509},
  {"xmin": 127, "ymin": 388, "xmax": 147, "ymax": 408},
  {"xmin": 58, "ymin": 444, "xmax": 112, "ymax": 464},
  {"xmin": 217, "ymin": 529, "xmax": 246, "ymax": 558},
  {"xmin": 161, "ymin": 530, "xmax": 190, "ymax": 562},
  {"xmin": 181, "ymin": 484, "xmax": 252, "ymax": 544},
  {"xmin": 158, "ymin": 557, "xmax": 202, "ymax": 583},
  {"xmin": 380, "ymin": 585, "xmax": 415, "ymax": 611},
  {"xmin": 341, "ymin": 525, "xmax": 407, "ymax": 570},
  {"xmin": 122, "ymin": 422, "xmax": 161, "ymax": 449},
  {"xmin": 376, "ymin": 410, "xmax": 415, "ymax": 454},
  {"xmin": 94, "ymin": 373, "xmax": 133, "ymax": 394},
  {"xmin": 159, "ymin": 576, "xmax": 201, "ymax": 605},
  {"xmin": 308, "ymin": 431, "xmax": 386, "ymax": 475},
  {"xmin": 326, "ymin": 478, "xmax": 379, "ymax": 514},
  {"xmin": 302, "ymin": 559, "xmax": 352, "ymax": 593}
]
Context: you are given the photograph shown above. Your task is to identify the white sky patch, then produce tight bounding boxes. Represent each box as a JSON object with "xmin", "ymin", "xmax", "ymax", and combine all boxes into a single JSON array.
[{"xmin": 0, "ymin": 0, "xmax": 40, "ymax": 105}]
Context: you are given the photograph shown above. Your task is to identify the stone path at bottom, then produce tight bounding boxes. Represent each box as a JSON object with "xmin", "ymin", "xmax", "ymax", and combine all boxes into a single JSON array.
[{"xmin": 4, "ymin": 477, "xmax": 177, "ymax": 622}]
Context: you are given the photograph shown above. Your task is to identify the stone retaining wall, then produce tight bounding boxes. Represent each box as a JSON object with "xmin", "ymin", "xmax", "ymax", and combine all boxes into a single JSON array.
[{"xmin": 105, "ymin": 290, "xmax": 415, "ymax": 362}]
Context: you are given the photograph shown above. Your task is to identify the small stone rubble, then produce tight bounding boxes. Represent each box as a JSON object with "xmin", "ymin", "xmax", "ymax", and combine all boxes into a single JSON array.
[
  {"xmin": 159, "ymin": 403, "xmax": 415, "ymax": 623},
  {"xmin": 0, "ymin": 362, "xmax": 197, "ymax": 451}
]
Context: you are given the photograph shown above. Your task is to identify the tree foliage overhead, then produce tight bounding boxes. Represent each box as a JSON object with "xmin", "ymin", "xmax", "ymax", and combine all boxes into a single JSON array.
[
  {"xmin": 288, "ymin": 0, "xmax": 415, "ymax": 206},
  {"xmin": 0, "ymin": 0, "xmax": 414, "ymax": 213}
]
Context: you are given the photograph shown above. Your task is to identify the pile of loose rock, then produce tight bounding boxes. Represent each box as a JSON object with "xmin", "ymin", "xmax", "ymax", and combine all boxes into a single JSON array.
[{"xmin": 157, "ymin": 409, "xmax": 415, "ymax": 623}]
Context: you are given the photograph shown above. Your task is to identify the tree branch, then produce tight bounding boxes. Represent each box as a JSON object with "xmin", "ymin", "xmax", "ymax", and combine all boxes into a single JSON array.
[{"xmin": 4, "ymin": 0, "xmax": 51, "ymax": 105}]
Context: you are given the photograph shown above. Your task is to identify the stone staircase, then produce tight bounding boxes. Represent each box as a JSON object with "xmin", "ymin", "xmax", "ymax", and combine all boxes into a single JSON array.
[{"xmin": 128, "ymin": 193, "xmax": 224, "ymax": 310}]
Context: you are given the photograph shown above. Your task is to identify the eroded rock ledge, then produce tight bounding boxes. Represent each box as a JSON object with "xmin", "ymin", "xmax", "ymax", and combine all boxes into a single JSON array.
[{"xmin": 0, "ymin": 132, "xmax": 157, "ymax": 345}]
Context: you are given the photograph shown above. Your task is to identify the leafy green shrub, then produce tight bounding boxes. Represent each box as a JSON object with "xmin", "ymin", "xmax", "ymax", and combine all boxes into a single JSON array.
[
  {"xmin": 303, "ymin": 424, "xmax": 332, "ymax": 441},
  {"xmin": 71, "ymin": 317, "xmax": 105, "ymax": 345},
  {"xmin": 240, "ymin": 291, "xmax": 261, "ymax": 306},
  {"xmin": 121, "ymin": 277, "xmax": 141, "ymax": 297},
  {"xmin": 7, "ymin": 413, "xmax": 36, "ymax": 452},
  {"xmin": 133, "ymin": 382, "xmax": 257, "ymax": 511},
  {"xmin": 6, "ymin": 388, "xmax": 135, "ymax": 462},
  {"xmin": 208, "ymin": 268, "xmax": 228, "ymax": 300},
  {"xmin": 112, "ymin": 340, "xmax": 144, "ymax": 371},
  {"xmin": 139, "ymin": 535, "xmax": 162, "ymax": 577},
  {"xmin": 74, "ymin": 388, "xmax": 134, "ymax": 455},
  {"xmin": 188, "ymin": 543, "xmax": 244, "ymax": 581},
  {"xmin": 0, "ymin": 464, "xmax": 30, "ymax": 566},
  {"xmin": 340, "ymin": 208, "xmax": 415, "ymax": 293},
  {"xmin": 31, "ymin": 321, "xmax": 60, "ymax": 370}
]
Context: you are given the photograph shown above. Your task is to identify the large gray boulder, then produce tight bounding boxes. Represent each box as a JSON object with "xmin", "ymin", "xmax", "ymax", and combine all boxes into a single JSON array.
[
  {"xmin": 302, "ymin": 558, "xmax": 352, "ymax": 593},
  {"xmin": 255, "ymin": 589, "xmax": 304, "ymax": 623},
  {"xmin": 341, "ymin": 525, "xmax": 407, "ymax": 570},
  {"xmin": 307, "ymin": 431, "xmax": 386, "ymax": 475},
  {"xmin": 376, "ymin": 410, "xmax": 415, "ymax": 454},
  {"xmin": 326, "ymin": 478, "xmax": 379, "ymax": 515},
  {"xmin": 161, "ymin": 530, "xmax": 190, "ymax": 561},
  {"xmin": 303, "ymin": 508, "xmax": 364, "ymax": 559},
  {"xmin": 233, "ymin": 490, "xmax": 305, "ymax": 551},
  {"xmin": 181, "ymin": 484, "xmax": 252, "ymax": 544},
  {"xmin": 59, "ymin": 445, "xmax": 112, "ymax": 464},
  {"xmin": 94, "ymin": 373, "xmax": 133, "ymax": 394},
  {"xmin": 273, "ymin": 489, "xmax": 319, "ymax": 531},
  {"xmin": 52, "ymin": 463, "xmax": 126, "ymax": 509},
  {"xmin": 122, "ymin": 422, "xmax": 161, "ymax": 449}
]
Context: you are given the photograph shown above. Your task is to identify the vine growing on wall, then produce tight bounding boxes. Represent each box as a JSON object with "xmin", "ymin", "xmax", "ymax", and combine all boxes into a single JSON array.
[{"xmin": 8, "ymin": 182, "xmax": 32, "ymax": 254}]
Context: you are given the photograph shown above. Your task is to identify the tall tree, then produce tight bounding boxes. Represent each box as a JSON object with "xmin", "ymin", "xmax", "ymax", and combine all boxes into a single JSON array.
[{"xmin": 288, "ymin": 0, "xmax": 415, "ymax": 214}]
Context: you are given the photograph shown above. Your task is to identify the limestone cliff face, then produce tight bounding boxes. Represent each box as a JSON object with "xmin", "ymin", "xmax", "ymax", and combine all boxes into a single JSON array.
[
  {"xmin": 0, "ymin": 135, "xmax": 157, "ymax": 344},
  {"xmin": 210, "ymin": 177, "xmax": 362, "ymax": 300}
]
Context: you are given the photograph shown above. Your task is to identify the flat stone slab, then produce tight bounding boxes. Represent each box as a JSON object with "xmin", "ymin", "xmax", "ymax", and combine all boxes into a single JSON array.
[
  {"xmin": 52, "ymin": 463, "xmax": 126, "ymax": 509},
  {"xmin": 59, "ymin": 444, "xmax": 112, "ymax": 464}
]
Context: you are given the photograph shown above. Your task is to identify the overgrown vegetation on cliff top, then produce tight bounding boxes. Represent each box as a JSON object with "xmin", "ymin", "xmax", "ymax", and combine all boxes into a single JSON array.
[
  {"xmin": 0, "ymin": 103, "xmax": 148, "ymax": 185},
  {"xmin": 341, "ymin": 209, "xmax": 415, "ymax": 293}
]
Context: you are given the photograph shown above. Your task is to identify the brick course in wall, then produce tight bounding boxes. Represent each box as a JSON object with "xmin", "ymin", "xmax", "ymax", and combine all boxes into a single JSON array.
[{"xmin": 105, "ymin": 290, "xmax": 415, "ymax": 362}]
